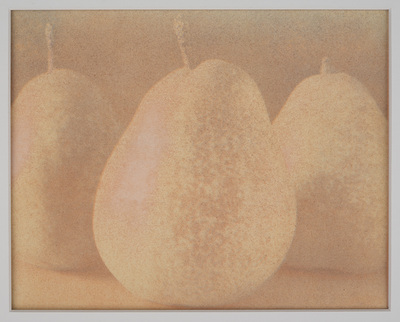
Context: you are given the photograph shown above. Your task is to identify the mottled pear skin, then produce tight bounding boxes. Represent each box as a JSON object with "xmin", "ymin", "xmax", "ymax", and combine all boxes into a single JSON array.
[
  {"xmin": 93, "ymin": 60, "xmax": 297, "ymax": 307},
  {"xmin": 12, "ymin": 69, "xmax": 120, "ymax": 271},
  {"xmin": 273, "ymin": 66, "xmax": 388, "ymax": 274}
]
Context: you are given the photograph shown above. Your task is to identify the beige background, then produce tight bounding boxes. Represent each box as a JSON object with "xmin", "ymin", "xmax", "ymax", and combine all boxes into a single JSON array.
[{"xmin": 11, "ymin": 10, "xmax": 388, "ymax": 128}]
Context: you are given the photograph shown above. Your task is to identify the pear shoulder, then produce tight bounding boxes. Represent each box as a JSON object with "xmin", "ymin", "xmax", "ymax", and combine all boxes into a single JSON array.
[
  {"xmin": 193, "ymin": 59, "xmax": 259, "ymax": 88},
  {"xmin": 136, "ymin": 67, "xmax": 190, "ymax": 107},
  {"xmin": 280, "ymin": 71, "xmax": 382, "ymax": 117},
  {"xmin": 14, "ymin": 69, "xmax": 107, "ymax": 107}
]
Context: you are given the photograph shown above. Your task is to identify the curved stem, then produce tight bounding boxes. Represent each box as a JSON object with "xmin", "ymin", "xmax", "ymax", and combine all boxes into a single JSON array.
[
  {"xmin": 173, "ymin": 14, "xmax": 191, "ymax": 69},
  {"xmin": 45, "ymin": 23, "xmax": 54, "ymax": 73}
]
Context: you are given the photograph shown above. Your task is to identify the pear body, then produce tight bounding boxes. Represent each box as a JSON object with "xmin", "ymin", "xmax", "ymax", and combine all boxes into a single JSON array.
[
  {"xmin": 273, "ymin": 70, "xmax": 388, "ymax": 273},
  {"xmin": 93, "ymin": 60, "xmax": 297, "ymax": 307},
  {"xmin": 12, "ymin": 69, "xmax": 120, "ymax": 271}
]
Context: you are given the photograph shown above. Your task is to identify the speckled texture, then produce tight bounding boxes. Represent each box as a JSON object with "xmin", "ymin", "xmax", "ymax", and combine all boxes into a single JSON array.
[
  {"xmin": 93, "ymin": 59, "xmax": 297, "ymax": 307},
  {"xmin": 12, "ymin": 69, "xmax": 121, "ymax": 271},
  {"xmin": 273, "ymin": 62, "xmax": 388, "ymax": 273}
]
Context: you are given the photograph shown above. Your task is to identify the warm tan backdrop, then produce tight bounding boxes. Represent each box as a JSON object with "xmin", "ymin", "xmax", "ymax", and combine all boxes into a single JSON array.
[{"xmin": 11, "ymin": 10, "xmax": 388, "ymax": 130}]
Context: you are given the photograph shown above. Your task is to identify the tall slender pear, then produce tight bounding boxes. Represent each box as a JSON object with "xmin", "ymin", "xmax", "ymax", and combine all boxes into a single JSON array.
[{"xmin": 12, "ymin": 23, "xmax": 120, "ymax": 271}]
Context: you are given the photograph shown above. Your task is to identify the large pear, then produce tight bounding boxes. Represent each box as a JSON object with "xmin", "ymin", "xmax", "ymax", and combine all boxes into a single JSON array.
[
  {"xmin": 93, "ymin": 59, "xmax": 297, "ymax": 307},
  {"xmin": 273, "ymin": 58, "xmax": 388, "ymax": 274},
  {"xmin": 12, "ymin": 64, "xmax": 120, "ymax": 269}
]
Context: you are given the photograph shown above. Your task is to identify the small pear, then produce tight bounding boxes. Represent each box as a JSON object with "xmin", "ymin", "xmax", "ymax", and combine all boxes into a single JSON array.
[
  {"xmin": 273, "ymin": 57, "xmax": 388, "ymax": 274},
  {"xmin": 93, "ymin": 17, "xmax": 296, "ymax": 307},
  {"xmin": 12, "ymin": 24, "xmax": 120, "ymax": 271}
]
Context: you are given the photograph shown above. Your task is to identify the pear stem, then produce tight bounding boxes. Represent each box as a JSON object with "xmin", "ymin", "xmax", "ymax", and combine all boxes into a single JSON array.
[
  {"xmin": 45, "ymin": 23, "xmax": 54, "ymax": 73},
  {"xmin": 320, "ymin": 57, "xmax": 332, "ymax": 75},
  {"xmin": 173, "ymin": 15, "xmax": 191, "ymax": 69}
]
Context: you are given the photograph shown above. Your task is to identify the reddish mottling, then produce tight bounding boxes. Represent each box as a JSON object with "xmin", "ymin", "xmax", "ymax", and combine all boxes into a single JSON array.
[{"xmin": 104, "ymin": 99, "xmax": 170, "ymax": 229}]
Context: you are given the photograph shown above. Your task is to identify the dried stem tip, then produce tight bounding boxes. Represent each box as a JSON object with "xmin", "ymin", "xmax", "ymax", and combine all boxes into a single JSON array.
[
  {"xmin": 45, "ymin": 23, "xmax": 54, "ymax": 73},
  {"xmin": 173, "ymin": 14, "xmax": 190, "ymax": 69},
  {"xmin": 320, "ymin": 57, "xmax": 336, "ymax": 75}
]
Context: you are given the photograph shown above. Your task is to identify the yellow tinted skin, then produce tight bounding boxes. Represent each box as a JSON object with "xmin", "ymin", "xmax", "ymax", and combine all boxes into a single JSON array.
[
  {"xmin": 93, "ymin": 59, "xmax": 297, "ymax": 308},
  {"xmin": 12, "ymin": 68, "xmax": 120, "ymax": 271},
  {"xmin": 273, "ymin": 59, "xmax": 388, "ymax": 274}
]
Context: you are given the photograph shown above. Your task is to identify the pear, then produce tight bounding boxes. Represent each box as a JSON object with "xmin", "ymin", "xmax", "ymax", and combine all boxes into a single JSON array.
[
  {"xmin": 12, "ymin": 24, "xmax": 120, "ymax": 271},
  {"xmin": 273, "ymin": 57, "xmax": 388, "ymax": 274},
  {"xmin": 93, "ymin": 17, "xmax": 296, "ymax": 307}
]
